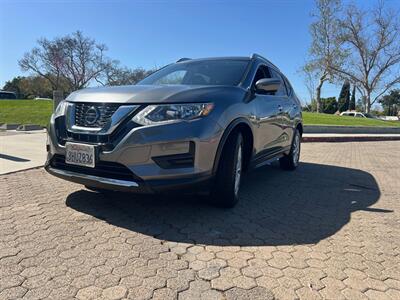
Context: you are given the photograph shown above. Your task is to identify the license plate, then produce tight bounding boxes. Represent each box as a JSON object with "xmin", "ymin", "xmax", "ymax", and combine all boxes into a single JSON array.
[{"xmin": 65, "ymin": 142, "xmax": 95, "ymax": 168}]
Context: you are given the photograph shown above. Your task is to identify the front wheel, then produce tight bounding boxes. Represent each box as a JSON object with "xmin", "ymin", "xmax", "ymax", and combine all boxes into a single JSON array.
[
  {"xmin": 211, "ymin": 132, "xmax": 244, "ymax": 208},
  {"xmin": 279, "ymin": 128, "xmax": 301, "ymax": 170}
]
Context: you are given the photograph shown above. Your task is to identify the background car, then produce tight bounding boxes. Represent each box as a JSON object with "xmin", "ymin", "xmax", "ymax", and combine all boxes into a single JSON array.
[{"xmin": 340, "ymin": 111, "xmax": 377, "ymax": 118}]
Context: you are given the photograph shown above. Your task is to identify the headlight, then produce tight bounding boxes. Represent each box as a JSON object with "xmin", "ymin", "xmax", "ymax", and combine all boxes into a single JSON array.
[
  {"xmin": 132, "ymin": 103, "xmax": 214, "ymax": 125},
  {"xmin": 54, "ymin": 100, "xmax": 67, "ymax": 118}
]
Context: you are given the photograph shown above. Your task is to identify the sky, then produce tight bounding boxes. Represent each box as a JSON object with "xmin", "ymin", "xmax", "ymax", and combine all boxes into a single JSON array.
[{"xmin": 0, "ymin": 0, "xmax": 398, "ymax": 104}]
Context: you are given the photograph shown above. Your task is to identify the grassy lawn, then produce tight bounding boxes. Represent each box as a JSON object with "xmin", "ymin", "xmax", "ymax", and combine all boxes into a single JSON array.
[
  {"xmin": 0, "ymin": 100, "xmax": 53, "ymax": 127},
  {"xmin": 303, "ymin": 112, "xmax": 400, "ymax": 127},
  {"xmin": 1, "ymin": 99, "xmax": 399, "ymax": 128}
]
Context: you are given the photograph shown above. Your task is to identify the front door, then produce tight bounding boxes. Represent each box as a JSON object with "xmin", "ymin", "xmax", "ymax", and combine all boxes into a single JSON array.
[{"xmin": 251, "ymin": 65, "xmax": 285, "ymax": 159}]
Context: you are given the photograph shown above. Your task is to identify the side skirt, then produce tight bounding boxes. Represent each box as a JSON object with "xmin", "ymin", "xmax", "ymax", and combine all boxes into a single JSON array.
[{"xmin": 249, "ymin": 146, "xmax": 291, "ymax": 170}]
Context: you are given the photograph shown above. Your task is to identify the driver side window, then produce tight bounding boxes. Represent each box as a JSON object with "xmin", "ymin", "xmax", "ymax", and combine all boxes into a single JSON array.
[{"xmin": 252, "ymin": 65, "xmax": 273, "ymax": 95}]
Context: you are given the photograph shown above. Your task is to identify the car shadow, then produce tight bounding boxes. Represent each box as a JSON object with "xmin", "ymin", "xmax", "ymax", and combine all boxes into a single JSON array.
[
  {"xmin": 66, "ymin": 162, "xmax": 387, "ymax": 246},
  {"xmin": 0, "ymin": 153, "xmax": 30, "ymax": 162}
]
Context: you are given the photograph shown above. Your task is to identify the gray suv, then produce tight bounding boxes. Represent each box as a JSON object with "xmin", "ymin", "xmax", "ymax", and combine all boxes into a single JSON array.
[{"xmin": 45, "ymin": 54, "xmax": 302, "ymax": 207}]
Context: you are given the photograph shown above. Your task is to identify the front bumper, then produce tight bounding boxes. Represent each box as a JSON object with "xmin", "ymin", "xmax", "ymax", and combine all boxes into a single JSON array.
[
  {"xmin": 46, "ymin": 112, "xmax": 222, "ymax": 193},
  {"xmin": 45, "ymin": 164, "xmax": 212, "ymax": 194}
]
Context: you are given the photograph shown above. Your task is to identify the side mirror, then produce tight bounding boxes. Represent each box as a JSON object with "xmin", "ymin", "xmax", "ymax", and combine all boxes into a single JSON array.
[{"xmin": 255, "ymin": 78, "xmax": 281, "ymax": 94}]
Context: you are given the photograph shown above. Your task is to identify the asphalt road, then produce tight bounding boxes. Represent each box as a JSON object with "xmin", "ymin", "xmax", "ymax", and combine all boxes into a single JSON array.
[{"xmin": 0, "ymin": 141, "xmax": 399, "ymax": 299}]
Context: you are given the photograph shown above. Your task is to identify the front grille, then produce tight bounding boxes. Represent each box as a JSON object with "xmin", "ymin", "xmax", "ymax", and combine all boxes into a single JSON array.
[
  {"xmin": 75, "ymin": 103, "xmax": 122, "ymax": 128},
  {"xmin": 51, "ymin": 154, "xmax": 141, "ymax": 182}
]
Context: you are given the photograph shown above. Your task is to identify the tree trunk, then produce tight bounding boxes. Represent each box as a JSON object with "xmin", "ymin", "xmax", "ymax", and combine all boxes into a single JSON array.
[
  {"xmin": 53, "ymin": 90, "xmax": 64, "ymax": 111},
  {"xmin": 315, "ymin": 80, "xmax": 324, "ymax": 113},
  {"xmin": 349, "ymin": 85, "xmax": 356, "ymax": 110},
  {"xmin": 365, "ymin": 91, "xmax": 371, "ymax": 113}
]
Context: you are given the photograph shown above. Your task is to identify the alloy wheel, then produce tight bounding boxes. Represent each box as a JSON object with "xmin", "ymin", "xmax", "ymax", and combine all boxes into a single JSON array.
[{"xmin": 234, "ymin": 144, "xmax": 243, "ymax": 196}]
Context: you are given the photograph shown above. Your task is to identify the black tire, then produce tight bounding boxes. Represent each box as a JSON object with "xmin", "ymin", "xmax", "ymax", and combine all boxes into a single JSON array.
[
  {"xmin": 211, "ymin": 131, "xmax": 244, "ymax": 208},
  {"xmin": 279, "ymin": 128, "xmax": 301, "ymax": 171}
]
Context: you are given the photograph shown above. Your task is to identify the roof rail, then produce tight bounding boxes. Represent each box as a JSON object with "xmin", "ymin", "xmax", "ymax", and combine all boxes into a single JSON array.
[
  {"xmin": 250, "ymin": 53, "xmax": 279, "ymax": 70},
  {"xmin": 176, "ymin": 57, "xmax": 191, "ymax": 63}
]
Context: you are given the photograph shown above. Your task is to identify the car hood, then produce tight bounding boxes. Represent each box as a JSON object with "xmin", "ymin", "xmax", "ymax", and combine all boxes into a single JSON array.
[{"xmin": 66, "ymin": 84, "xmax": 245, "ymax": 104}]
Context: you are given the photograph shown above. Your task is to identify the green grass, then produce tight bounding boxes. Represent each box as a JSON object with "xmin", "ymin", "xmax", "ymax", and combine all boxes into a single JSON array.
[
  {"xmin": 0, "ymin": 100, "xmax": 53, "ymax": 127},
  {"xmin": 303, "ymin": 112, "xmax": 400, "ymax": 127},
  {"xmin": 1, "ymin": 100, "xmax": 399, "ymax": 128}
]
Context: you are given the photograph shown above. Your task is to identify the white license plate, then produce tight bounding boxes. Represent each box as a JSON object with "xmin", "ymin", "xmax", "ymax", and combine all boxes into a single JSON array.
[{"xmin": 65, "ymin": 143, "xmax": 95, "ymax": 168}]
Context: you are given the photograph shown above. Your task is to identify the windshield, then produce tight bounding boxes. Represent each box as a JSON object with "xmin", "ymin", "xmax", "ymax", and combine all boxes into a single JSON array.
[{"xmin": 138, "ymin": 59, "xmax": 249, "ymax": 86}]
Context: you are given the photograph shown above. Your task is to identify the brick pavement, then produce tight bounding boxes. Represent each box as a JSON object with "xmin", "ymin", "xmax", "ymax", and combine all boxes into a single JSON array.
[{"xmin": 0, "ymin": 141, "xmax": 399, "ymax": 299}]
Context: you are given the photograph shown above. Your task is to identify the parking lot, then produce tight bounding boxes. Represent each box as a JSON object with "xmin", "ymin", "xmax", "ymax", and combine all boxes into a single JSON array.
[{"xmin": 0, "ymin": 141, "xmax": 399, "ymax": 300}]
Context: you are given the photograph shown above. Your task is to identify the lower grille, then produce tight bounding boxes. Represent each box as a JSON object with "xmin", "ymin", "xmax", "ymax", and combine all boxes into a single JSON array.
[
  {"xmin": 66, "ymin": 132, "xmax": 111, "ymax": 144},
  {"xmin": 50, "ymin": 155, "xmax": 140, "ymax": 182}
]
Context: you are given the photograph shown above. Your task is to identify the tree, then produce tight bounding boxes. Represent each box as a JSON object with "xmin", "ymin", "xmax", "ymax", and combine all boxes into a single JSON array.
[
  {"xmin": 303, "ymin": 0, "xmax": 344, "ymax": 113},
  {"xmin": 331, "ymin": 2, "xmax": 400, "ymax": 113},
  {"xmin": 321, "ymin": 97, "xmax": 338, "ymax": 114},
  {"xmin": 2, "ymin": 77, "xmax": 25, "ymax": 98},
  {"xmin": 349, "ymin": 84, "xmax": 356, "ymax": 110},
  {"xmin": 337, "ymin": 80, "xmax": 350, "ymax": 112},
  {"xmin": 96, "ymin": 66, "xmax": 154, "ymax": 86},
  {"xmin": 379, "ymin": 89, "xmax": 400, "ymax": 116},
  {"xmin": 301, "ymin": 65, "xmax": 317, "ymax": 111},
  {"xmin": 2, "ymin": 75, "xmax": 70, "ymax": 99},
  {"xmin": 19, "ymin": 31, "xmax": 114, "ymax": 92},
  {"xmin": 356, "ymin": 97, "xmax": 365, "ymax": 112}
]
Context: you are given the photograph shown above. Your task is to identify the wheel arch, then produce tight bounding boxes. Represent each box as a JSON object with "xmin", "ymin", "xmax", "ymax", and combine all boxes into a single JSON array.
[
  {"xmin": 212, "ymin": 118, "xmax": 254, "ymax": 175},
  {"xmin": 296, "ymin": 122, "xmax": 303, "ymax": 136}
]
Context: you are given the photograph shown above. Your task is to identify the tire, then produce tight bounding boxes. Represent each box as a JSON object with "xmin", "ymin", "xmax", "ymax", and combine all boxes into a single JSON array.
[
  {"xmin": 279, "ymin": 128, "xmax": 301, "ymax": 171},
  {"xmin": 211, "ymin": 131, "xmax": 244, "ymax": 208}
]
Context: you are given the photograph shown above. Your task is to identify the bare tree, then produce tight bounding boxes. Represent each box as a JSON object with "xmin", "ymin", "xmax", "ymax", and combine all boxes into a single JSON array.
[
  {"xmin": 19, "ymin": 31, "xmax": 114, "ymax": 92},
  {"xmin": 303, "ymin": 0, "xmax": 344, "ymax": 113},
  {"xmin": 301, "ymin": 64, "xmax": 317, "ymax": 110},
  {"xmin": 19, "ymin": 38, "xmax": 65, "ymax": 91},
  {"xmin": 331, "ymin": 3, "xmax": 400, "ymax": 113},
  {"xmin": 96, "ymin": 65, "xmax": 154, "ymax": 86}
]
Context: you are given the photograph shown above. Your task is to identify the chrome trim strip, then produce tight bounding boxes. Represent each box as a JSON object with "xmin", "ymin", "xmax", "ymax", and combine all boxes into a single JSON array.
[{"xmin": 48, "ymin": 167, "xmax": 139, "ymax": 187}]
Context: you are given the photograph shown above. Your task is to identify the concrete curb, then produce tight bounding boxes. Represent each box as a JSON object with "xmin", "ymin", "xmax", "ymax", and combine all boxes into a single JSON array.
[
  {"xmin": 16, "ymin": 124, "xmax": 44, "ymax": 131},
  {"xmin": 0, "ymin": 165, "xmax": 44, "ymax": 176},
  {"xmin": 0, "ymin": 123, "xmax": 21, "ymax": 130},
  {"xmin": 304, "ymin": 125, "xmax": 400, "ymax": 134},
  {"xmin": 302, "ymin": 135, "xmax": 400, "ymax": 143}
]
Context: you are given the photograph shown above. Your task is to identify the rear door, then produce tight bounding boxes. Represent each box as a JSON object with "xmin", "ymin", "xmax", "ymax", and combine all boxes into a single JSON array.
[{"xmin": 270, "ymin": 70, "xmax": 296, "ymax": 149}]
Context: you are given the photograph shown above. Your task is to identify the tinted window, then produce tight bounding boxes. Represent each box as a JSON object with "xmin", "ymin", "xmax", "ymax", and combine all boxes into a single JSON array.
[
  {"xmin": 139, "ymin": 59, "xmax": 249, "ymax": 86},
  {"xmin": 252, "ymin": 65, "xmax": 273, "ymax": 95},
  {"xmin": 253, "ymin": 65, "xmax": 271, "ymax": 84},
  {"xmin": 283, "ymin": 78, "xmax": 293, "ymax": 96},
  {"xmin": 269, "ymin": 69, "xmax": 287, "ymax": 96}
]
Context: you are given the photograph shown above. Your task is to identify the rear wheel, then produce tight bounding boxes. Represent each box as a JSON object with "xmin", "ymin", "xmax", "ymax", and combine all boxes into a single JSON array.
[
  {"xmin": 211, "ymin": 131, "xmax": 243, "ymax": 208},
  {"xmin": 279, "ymin": 128, "xmax": 301, "ymax": 170}
]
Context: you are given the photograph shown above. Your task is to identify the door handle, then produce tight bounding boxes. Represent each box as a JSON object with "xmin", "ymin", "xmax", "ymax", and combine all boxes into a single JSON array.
[{"xmin": 278, "ymin": 105, "xmax": 283, "ymax": 111}]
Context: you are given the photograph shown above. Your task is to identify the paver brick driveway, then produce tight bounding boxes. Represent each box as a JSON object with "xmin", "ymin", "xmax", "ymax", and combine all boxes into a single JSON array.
[{"xmin": 1, "ymin": 141, "xmax": 399, "ymax": 300}]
